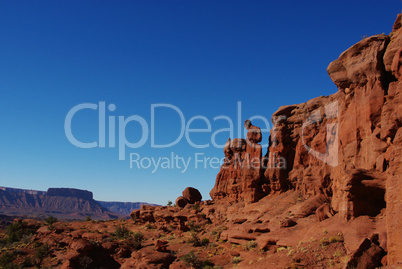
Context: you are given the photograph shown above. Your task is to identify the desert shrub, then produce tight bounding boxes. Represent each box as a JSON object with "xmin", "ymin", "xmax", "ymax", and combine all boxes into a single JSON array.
[
  {"xmin": 320, "ymin": 237, "xmax": 330, "ymax": 247},
  {"xmin": 329, "ymin": 236, "xmax": 339, "ymax": 243},
  {"xmin": 145, "ymin": 223, "xmax": 154, "ymax": 230},
  {"xmin": 243, "ymin": 240, "xmax": 257, "ymax": 250},
  {"xmin": 181, "ymin": 251, "xmax": 203, "ymax": 269},
  {"xmin": 192, "ymin": 203, "xmax": 200, "ymax": 211},
  {"xmin": 202, "ymin": 259, "xmax": 214, "ymax": 267},
  {"xmin": 333, "ymin": 250, "xmax": 343, "ymax": 257},
  {"xmin": 114, "ymin": 225, "xmax": 131, "ymax": 239},
  {"xmin": 123, "ymin": 232, "xmax": 144, "ymax": 250},
  {"xmin": 188, "ymin": 233, "xmax": 201, "ymax": 246},
  {"xmin": 187, "ymin": 233, "xmax": 209, "ymax": 247},
  {"xmin": 188, "ymin": 221, "xmax": 201, "ymax": 233},
  {"xmin": 6, "ymin": 221, "xmax": 35, "ymax": 244},
  {"xmin": 21, "ymin": 256, "xmax": 35, "ymax": 267},
  {"xmin": 0, "ymin": 252, "xmax": 17, "ymax": 269},
  {"xmin": 210, "ymin": 226, "xmax": 226, "ymax": 241},
  {"xmin": 232, "ymin": 256, "xmax": 242, "ymax": 264},
  {"xmin": 35, "ymin": 243, "xmax": 50, "ymax": 266},
  {"xmin": 131, "ymin": 232, "xmax": 145, "ymax": 249},
  {"xmin": 85, "ymin": 215, "xmax": 92, "ymax": 221},
  {"xmin": 201, "ymin": 238, "xmax": 210, "ymax": 246},
  {"xmin": 45, "ymin": 216, "xmax": 58, "ymax": 226},
  {"xmin": 167, "ymin": 201, "xmax": 173, "ymax": 206}
]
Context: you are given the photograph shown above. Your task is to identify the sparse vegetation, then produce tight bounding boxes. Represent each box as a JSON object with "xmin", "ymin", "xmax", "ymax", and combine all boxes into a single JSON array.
[
  {"xmin": 181, "ymin": 251, "xmax": 203, "ymax": 269},
  {"xmin": 187, "ymin": 232, "xmax": 209, "ymax": 247},
  {"xmin": 232, "ymin": 256, "xmax": 242, "ymax": 264},
  {"xmin": 132, "ymin": 232, "xmax": 145, "ymax": 249},
  {"xmin": 333, "ymin": 250, "xmax": 343, "ymax": 257},
  {"xmin": 5, "ymin": 221, "xmax": 35, "ymax": 244},
  {"xmin": 85, "ymin": 215, "xmax": 92, "ymax": 221},
  {"xmin": 145, "ymin": 223, "xmax": 154, "ymax": 230},
  {"xmin": 188, "ymin": 221, "xmax": 201, "ymax": 233},
  {"xmin": 320, "ymin": 237, "xmax": 330, "ymax": 247},
  {"xmin": 201, "ymin": 238, "xmax": 210, "ymax": 246},
  {"xmin": 243, "ymin": 240, "xmax": 257, "ymax": 250},
  {"xmin": 35, "ymin": 244, "xmax": 50, "ymax": 267},
  {"xmin": 0, "ymin": 251, "xmax": 17, "ymax": 269},
  {"xmin": 210, "ymin": 226, "xmax": 226, "ymax": 241},
  {"xmin": 193, "ymin": 203, "xmax": 200, "ymax": 212},
  {"xmin": 45, "ymin": 216, "xmax": 58, "ymax": 226},
  {"xmin": 114, "ymin": 225, "xmax": 131, "ymax": 239},
  {"xmin": 167, "ymin": 200, "xmax": 173, "ymax": 206}
]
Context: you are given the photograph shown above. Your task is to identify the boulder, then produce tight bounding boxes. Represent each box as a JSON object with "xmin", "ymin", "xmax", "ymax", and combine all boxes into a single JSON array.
[
  {"xmin": 182, "ymin": 187, "xmax": 202, "ymax": 204},
  {"xmin": 175, "ymin": 196, "xmax": 188, "ymax": 208}
]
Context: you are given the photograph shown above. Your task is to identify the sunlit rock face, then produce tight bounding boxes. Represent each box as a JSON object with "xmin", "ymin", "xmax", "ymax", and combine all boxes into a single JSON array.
[{"xmin": 209, "ymin": 14, "xmax": 401, "ymax": 265}]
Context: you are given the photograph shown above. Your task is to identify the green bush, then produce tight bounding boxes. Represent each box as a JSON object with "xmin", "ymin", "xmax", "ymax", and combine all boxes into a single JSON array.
[
  {"xmin": 0, "ymin": 252, "xmax": 16, "ymax": 268},
  {"xmin": 45, "ymin": 216, "xmax": 58, "ymax": 226},
  {"xmin": 232, "ymin": 256, "xmax": 242, "ymax": 264},
  {"xmin": 6, "ymin": 221, "xmax": 35, "ymax": 244},
  {"xmin": 245, "ymin": 240, "xmax": 257, "ymax": 250},
  {"xmin": 188, "ymin": 221, "xmax": 201, "ymax": 233},
  {"xmin": 114, "ymin": 225, "xmax": 131, "ymax": 239},
  {"xmin": 188, "ymin": 233, "xmax": 209, "ymax": 247},
  {"xmin": 201, "ymin": 238, "xmax": 210, "ymax": 246},
  {"xmin": 192, "ymin": 203, "xmax": 200, "ymax": 212},
  {"xmin": 132, "ymin": 232, "xmax": 145, "ymax": 249},
  {"xmin": 35, "ymin": 243, "xmax": 50, "ymax": 266},
  {"xmin": 202, "ymin": 259, "xmax": 214, "ymax": 267},
  {"xmin": 181, "ymin": 251, "xmax": 203, "ymax": 269},
  {"xmin": 21, "ymin": 257, "xmax": 35, "ymax": 267}
]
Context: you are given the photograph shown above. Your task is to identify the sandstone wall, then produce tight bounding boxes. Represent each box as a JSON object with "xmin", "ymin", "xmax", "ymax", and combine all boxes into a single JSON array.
[{"xmin": 210, "ymin": 14, "xmax": 401, "ymax": 265}]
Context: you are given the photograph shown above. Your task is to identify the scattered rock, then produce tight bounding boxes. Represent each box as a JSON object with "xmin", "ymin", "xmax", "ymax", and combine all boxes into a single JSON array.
[{"xmin": 182, "ymin": 187, "xmax": 202, "ymax": 204}]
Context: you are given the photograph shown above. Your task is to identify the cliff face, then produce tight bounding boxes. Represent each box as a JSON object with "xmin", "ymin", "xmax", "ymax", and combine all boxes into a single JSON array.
[
  {"xmin": 47, "ymin": 188, "xmax": 93, "ymax": 200},
  {"xmin": 210, "ymin": 14, "xmax": 401, "ymax": 265},
  {"xmin": 0, "ymin": 187, "xmax": 117, "ymax": 220}
]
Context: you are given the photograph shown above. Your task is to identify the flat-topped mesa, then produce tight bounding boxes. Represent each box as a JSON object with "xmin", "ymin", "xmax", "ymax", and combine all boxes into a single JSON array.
[
  {"xmin": 47, "ymin": 188, "xmax": 93, "ymax": 200},
  {"xmin": 210, "ymin": 120, "xmax": 265, "ymax": 203}
]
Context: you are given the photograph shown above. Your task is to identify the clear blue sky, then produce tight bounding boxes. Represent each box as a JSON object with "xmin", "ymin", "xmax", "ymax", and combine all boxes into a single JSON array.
[{"xmin": 0, "ymin": 1, "xmax": 400, "ymax": 205}]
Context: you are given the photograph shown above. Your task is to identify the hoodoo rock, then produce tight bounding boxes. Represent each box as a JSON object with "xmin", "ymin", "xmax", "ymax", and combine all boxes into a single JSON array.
[{"xmin": 210, "ymin": 120, "xmax": 266, "ymax": 203}]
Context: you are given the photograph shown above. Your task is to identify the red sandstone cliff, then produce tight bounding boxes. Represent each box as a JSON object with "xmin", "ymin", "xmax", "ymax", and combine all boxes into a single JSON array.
[{"xmin": 209, "ymin": 14, "xmax": 402, "ymax": 265}]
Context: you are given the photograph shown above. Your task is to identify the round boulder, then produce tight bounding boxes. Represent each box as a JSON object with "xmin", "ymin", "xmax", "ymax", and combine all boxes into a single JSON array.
[
  {"xmin": 175, "ymin": 196, "xmax": 188, "ymax": 208},
  {"xmin": 182, "ymin": 187, "xmax": 202, "ymax": 204}
]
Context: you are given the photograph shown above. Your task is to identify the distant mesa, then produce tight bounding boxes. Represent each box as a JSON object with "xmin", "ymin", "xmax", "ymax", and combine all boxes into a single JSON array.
[
  {"xmin": 47, "ymin": 188, "xmax": 93, "ymax": 200},
  {"xmin": 0, "ymin": 186, "xmax": 153, "ymax": 220}
]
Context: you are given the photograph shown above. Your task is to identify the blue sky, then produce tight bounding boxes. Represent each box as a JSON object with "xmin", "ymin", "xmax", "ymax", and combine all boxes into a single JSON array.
[{"xmin": 0, "ymin": 1, "xmax": 400, "ymax": 205}]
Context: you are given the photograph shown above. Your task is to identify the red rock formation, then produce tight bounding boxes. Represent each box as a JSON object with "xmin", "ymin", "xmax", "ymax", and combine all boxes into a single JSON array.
[
  {"xmin": 209, "ymin": 13, "xmax": 401, "ymax": 265},
  {"xmin": 175, "ymin": 196, "xmax": 188, "ymax": 208},
  {"xmin": 182, "ymin": 187, "xmax": 202, "ymax": 204},
  {"xmin": 210, "ymin": 120, "xmax": 265, "ymax": 203}
]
